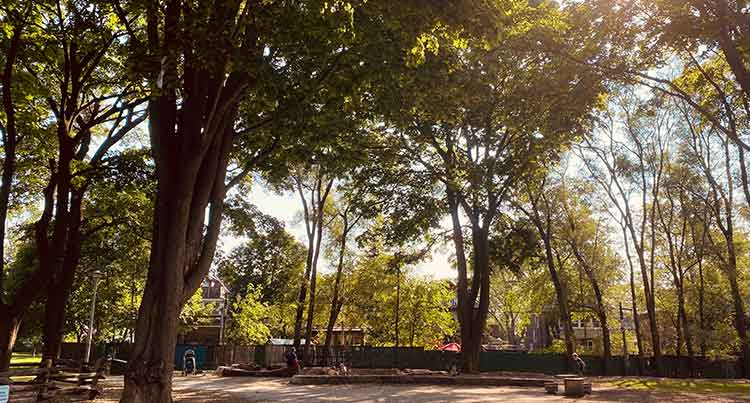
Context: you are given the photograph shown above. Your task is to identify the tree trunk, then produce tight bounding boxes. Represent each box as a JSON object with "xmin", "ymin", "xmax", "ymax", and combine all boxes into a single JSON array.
[
  {"xmin": 41, "ymin": 188, "xmax": 85, "ymax": 361},
  {"xmin": 0, "ymin": 309, "xmax": 21, "ymax": 371},
  {"xmin": 121, "ymin": 110, "xmax": 236, "ymax": 403},
  {"xmin": 541, "ymin": 236, "xmax": 576, "ymax": 369},
  {"xmin": 292, "ymin": 239, "xmax": 314, "ymax": 350},
  {"xmin": 531, "ymin": 201, "xmax": 575, "ymax": 371},
  {"xmin": 292, "ymin": 238, "xmax": 314, "ymax": 350},
  {"xmin": 447, "ymin": 190, "xmax": 476, "ymax": 373},
  {"xmin": 323, "ymin": 218, "xmax": 349, "ymax": 365},
  {"xmin": 698, "ymin": 260, "xmax": 707, "ymax": 359},
  {"xmin": 676, "ymin": 277, "xmax": 695, "ymax": 376},
  {"xmin": 0, "ymin": 21, "xmax": 24, "ymax": 291},
  {"xmin": 726, "ymin": 251, "xmax": 750, "ymax": 378},
  {"xmin": 622, "ymin": 225, "xmax": 645, "ymax": 374},
  {"xmin": 568, "ymin": 238, "xmax": 611, "ymax": 374}
]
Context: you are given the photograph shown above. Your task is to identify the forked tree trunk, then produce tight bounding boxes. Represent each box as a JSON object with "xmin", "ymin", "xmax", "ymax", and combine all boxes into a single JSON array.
[
  {"xmin": 447, "ymin": 191, "xmax": 491, "ymax": 373},
  {"xmin": 41, "ymin": 188, "xmax": 85, "ymax": 361},
  {"xmin": 302, "ymin": 177, "xmax": 333, "ymax": 365}
]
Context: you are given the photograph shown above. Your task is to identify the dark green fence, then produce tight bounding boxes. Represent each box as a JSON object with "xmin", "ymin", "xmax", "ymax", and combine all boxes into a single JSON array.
[{"xmin": 54, "ymin": 343, "xmax": 745, "ymax": 378}]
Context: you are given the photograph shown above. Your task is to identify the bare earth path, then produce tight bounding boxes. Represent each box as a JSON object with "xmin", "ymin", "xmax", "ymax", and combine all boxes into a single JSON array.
[{"xmin": 93, "ymin": 375, "xmax": 750, "ymax": 402}]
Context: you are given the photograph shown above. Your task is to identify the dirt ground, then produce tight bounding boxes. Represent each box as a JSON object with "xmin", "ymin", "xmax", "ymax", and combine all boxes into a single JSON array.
[{"xmin": 91, "ymin": 375, "xmax": 750, "ymax": 402}]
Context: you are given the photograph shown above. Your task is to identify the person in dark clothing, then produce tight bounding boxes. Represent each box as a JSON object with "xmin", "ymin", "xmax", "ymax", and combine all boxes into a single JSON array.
[
  {"xmin": 286, "ymin": 347, "xmax": 299, "ymax": 370},
  {"xmin": 572, "ymin": 352, "xmax": 586, "ymax": 375}
]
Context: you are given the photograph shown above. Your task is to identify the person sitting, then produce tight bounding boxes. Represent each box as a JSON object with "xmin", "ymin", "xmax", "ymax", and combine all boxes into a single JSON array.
[{"xmin": 285, "ymin": 347, "xmax": 300, "ymax": 374}]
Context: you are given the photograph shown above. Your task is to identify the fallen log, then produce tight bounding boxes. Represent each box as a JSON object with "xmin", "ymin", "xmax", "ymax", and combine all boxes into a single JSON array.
[{"xmin": 215, "ymin": 366, "xmax": 298, "ymax": 378}]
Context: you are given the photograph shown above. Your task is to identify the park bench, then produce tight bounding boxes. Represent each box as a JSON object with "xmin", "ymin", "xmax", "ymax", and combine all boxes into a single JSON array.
[{"xmin": 0, "ymin": 357, "xmax": 110, "ymax": 402}]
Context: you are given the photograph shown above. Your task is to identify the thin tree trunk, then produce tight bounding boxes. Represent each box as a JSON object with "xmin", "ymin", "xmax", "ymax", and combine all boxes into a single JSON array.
[
  {"xmin": 323, "ymin": 215, "xmax": 350, "ymax": 365},
  {"xmin": 529, "ymin": 199, "xmax": 575, "ymax": 370},
  {"xmin": 303, "ymin": 178, "xmax": 333, "ymax": 366},
  {"xmin": 622, "ymin": 225, "xmax": 645, "ymax": 374}
]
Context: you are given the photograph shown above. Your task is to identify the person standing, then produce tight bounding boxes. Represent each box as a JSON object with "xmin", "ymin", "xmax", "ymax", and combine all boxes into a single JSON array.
[{"xmin": 572, "ymin": 352, "xmax": 586, "ymax": 376}]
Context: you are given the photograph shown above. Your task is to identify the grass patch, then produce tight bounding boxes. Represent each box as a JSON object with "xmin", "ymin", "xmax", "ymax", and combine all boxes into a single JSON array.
[
  {"xmin": 10, "ymin": 352, "xmax": 41, "ymax": 367},
  {"xmin": 608, "ymin": 378, "xmax": 750, "ymax": 395}
]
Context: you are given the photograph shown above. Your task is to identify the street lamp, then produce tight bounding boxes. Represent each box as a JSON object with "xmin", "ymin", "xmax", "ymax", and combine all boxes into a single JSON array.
[{"xmin": 84, "ymin": 270, "xmax": 102, "ymax": 365}]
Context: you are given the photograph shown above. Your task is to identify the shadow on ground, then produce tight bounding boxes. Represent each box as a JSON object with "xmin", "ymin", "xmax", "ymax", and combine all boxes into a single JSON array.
[{"xmin": 92, "ymin": 375, "xmax": 750, "ymax": 402}]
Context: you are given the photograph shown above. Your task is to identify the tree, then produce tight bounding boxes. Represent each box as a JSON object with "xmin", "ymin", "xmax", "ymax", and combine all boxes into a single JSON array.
[
  {"xmin": 219, "ymin": 196, "xmax": 306, "ymax": 306},
  {"xmin": 558, "ymin": 177, "xmax": 620, "ymax": 374},
  {"xmin": 225, "ymin": 284, "xmax": 271, "ymax": 346},
  {"xmin": 0, "ymin": 0, "xmax": 147, "ymax": 369},
  {"xmin": 517, "ymin": 174, "xmax": 578, "ymax": 370},
  {"xmin": 113, "ymin": 0, "xmax": 362, "ymax": 398},
  {"xmin": 579, "ymin": 92, "xmax": 672, "ymax": 374},
  {"xmin": 0, "ymin": 1, "xmax": 38, "ymax": 370},
  {"xmin": 365, "ymin": 1, "xmax": 605, "ymax": 371},
  {"xmin": 322, "ymin": 183, "xmax": 365, "ymax": 363}
]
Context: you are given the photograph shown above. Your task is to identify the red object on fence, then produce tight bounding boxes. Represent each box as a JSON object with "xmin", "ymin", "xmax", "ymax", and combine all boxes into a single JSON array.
[{"xmin": 439, "ymin": 342, "xmax": 461, "ymax": 352}]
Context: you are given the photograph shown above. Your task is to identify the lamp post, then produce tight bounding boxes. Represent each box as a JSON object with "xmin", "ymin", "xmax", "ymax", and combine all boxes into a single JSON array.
[{"xmin": 84, "ymin": 271, "xmax": 102, "ymax": 365}]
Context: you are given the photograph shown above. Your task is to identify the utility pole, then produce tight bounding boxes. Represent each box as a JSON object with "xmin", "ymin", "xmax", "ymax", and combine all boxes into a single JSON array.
[{"xmin": 620, "ymin": 302, "xmax": 629, "ymax": 375}]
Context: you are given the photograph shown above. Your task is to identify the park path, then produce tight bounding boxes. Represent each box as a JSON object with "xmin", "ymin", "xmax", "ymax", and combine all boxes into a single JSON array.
[{"xmin": 93, "ymin": 375, "xmax": 750, "ymax": 402}]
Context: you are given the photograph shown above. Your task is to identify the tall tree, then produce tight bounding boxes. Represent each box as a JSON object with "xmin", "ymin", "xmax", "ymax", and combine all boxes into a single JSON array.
[{"xmin": 366, "ymin": 2, "xmax": 604, "ymax": 371}]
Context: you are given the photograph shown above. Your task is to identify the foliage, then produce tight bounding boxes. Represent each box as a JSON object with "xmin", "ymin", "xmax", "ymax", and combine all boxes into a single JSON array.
[{"xmin": 225, "ymin": 284, "xmax": 271, "ymax": 346}]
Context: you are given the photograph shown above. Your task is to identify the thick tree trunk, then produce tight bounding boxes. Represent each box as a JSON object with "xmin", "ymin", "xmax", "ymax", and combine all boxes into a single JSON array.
[
  {"xmin": 0, "ymin": 310, "xmax": 20, "ymax": 371},
  {"xmin": 726, "ymin": 254, "xmax": 750, "ymax": 378},
  {"xmin": 121, "ymin": 115, "xmax": 236, "ymax": 403},
  {"xmin": 447, "ymin": 191, "xmax": 477, "ymax": 373},
  {"xmin": 121, "ymin": 170, "xmax": 193, "ymax": 403}
]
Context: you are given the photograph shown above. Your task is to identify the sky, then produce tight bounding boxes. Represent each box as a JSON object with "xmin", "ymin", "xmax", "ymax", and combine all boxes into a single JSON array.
[{"xmin": 220, "ymin": 179, "xmax": 458, "ymax": 280}]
